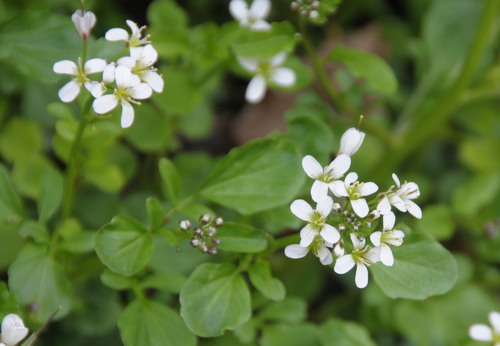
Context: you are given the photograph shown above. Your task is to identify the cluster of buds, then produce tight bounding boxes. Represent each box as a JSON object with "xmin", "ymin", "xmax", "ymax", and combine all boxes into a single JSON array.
[
  {"xmin": 0, "ymin": 314, "xmax": 29, "ymax": 346},
  {"xmin": 180, "ymin": 214, "xmax": 224, "ymax": 255},
  {"xmin": 285, "ymin": 125, "xmax": 421, "ymax": 288},
  {"xmin": 53, "ymin": 7, "xmax": 163, "ymax": 128},
  {"xmin": 291, "ymin": 0, "xmax": 320, "ymax": 20}
]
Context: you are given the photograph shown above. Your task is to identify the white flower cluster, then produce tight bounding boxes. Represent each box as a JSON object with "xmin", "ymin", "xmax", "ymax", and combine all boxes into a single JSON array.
[
  {"xmin": 0, "ymin": 314, "xmax": 29, "ymax": 346},
  {"xmin": 230, "ymin": 0, "xmax": 296, "ymax": 104},
  {"xmin": 469, "ymin": 311, "xmax": 500, "ymax": 345},
  {"xmin": 53, "ymin": 10, "xmax": 163, "ymax": 128},
  {"xmin": 285, "ymin": 127, "xmax": 422, "ymax": 288}
]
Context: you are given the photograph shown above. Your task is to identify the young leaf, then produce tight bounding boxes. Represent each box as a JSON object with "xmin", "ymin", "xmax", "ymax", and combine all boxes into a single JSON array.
[
  {"xmin": 37, "ymin": 167, "xmax": 63, "ymax": 223},
  {"xmin": 118, "ymin": 299, "xmax": 196, "ymax": 346},
  {"xmin": 216, "ymin": 222, "xmax": 268, "ymax": 253},
  {"xmin": 180, "ymin": 263, "xmax": 251, "ymax": 337},
  {"xmin": 371, "ymin": 232, "xmax": 458, "ymax": 300},
  {"xmin": 0, "ymin": 164, "xmax": 24, "ymax": 226},
  {"xmin": 319, "ymin": 319, "xmax": 377, "ymax": 346},
  {"xmin": 248, "ymin": 261, "xmax": 285, "ymax": 301},
  {"xmin": 0, "ymin": 282, "xmax": 21, "ymax": 317},
  {"xmin": 94, "ymin": 216, "xmax": 154, "ymax": 276},
  {"xmin": 159, "ymin": 158, "xmax": 180, "ymax": 203},
  {"xmin": 328, "ymin": 46, "xmax": 397, "ymax": 94},
  {"xmin": 19, "ymin": 220, "xmax": 49, "ymax": 244},
  {"xmin": 198, "ymin": 137, "xmax": 304, "ymax": 215},
  {"xmin": 146, "ymin": 197, "xmax": 164, "ymax": 231}
]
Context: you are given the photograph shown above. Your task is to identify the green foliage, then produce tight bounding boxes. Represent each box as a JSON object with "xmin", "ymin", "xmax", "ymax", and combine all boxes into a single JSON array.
[
  {"xmin": 216, "ymin": 222, "xmax": 268, "ymax": 253},
  {"xmin": 248, "ymin": 261, "xmax": 286, "ymax": 301},
  {"xmin": 319, "ymin": 319, "xmax": 377, "ymax": 346}
]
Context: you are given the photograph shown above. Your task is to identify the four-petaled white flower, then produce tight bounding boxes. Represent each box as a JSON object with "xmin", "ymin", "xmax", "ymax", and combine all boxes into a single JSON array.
[
  {"xmin": 370, "ymin": 212, "xmax": 404, "ymax": 266},
  {"xmin": 334, "ymin": 233, "xmax": 379, "ymax": 288},
  {"xmin": 105, "ymin": 20, "xmax": 151, "ymax": 48},
  {"xmin": 117, "ymin": 44, "xmax": 163, "ymax": 93},
  {"xmin": 285, "ymin": 238, "xmax": 334, "ymax": 265},
  {"xmin": 338, "ymin": 127, "xmax": 365, "ymax": 156},
  {"xmin": 469, "ymin": 311, "xmax": 500, "ymax": 345},
  {"xmin": 0, "ymin": 314, "xmax": 29, "ymax": 346},
  {"xmin": 53, "ymin": 58, "xmax": 107, "ymax": 102},
  {"xmin": 290, "ymin": 197, "xmax": 340, "ymax": 247},
  {"xmin": 229, "ymin": 0, "xmax": 271, "ymax": 31},
  {"xmin": 302, "ymin": 154, "xmax": 351, "ymax": 203},
  {"xmin": 377, "ymin": 173, "xmax": 422, "ymax": 219},
  {"xmin": 92, "ymin": 65, "xmax": 152, "ymax": 128},
  {"xmin": 71, "ymin": 9, "xmax": 96, "ymax": 40},
  {"xmin": 237, "ymin": 52, "xmax": 296, "ymax": 103},
  {"xmin": 331, "ymin": 172, "xmax": 378, "ymax": 218}
]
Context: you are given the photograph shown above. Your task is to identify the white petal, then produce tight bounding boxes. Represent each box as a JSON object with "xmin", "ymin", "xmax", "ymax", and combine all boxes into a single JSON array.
[
  {"xmin": 339, "ymin": 128, "xmax": 365, "ymax": 156},
  {"xmin": 318, "ymin": 247, "xmax": 333, "ymax": 265},
  {"xmin": 141, "ymin": 44, "xmax": 159, "ymax": 65},
  {"xmin": 84, "ymin": 81, "xmax": 104, "ymax": 98},
  {"xmin": 380, "ymin": 245, "xmax": 394, "ymax": 266},
  {"xmin": 334, "ymin": 255, "xmax": 355, "ymax": 274},
  {"xmin": 53, "ymin": 60, "xmax": 77, "ymax": 75},
  {"xmin": 355, "ymin": 264, "xmax": 369, "ymax": 288},
  {"xmin": 377, "ymin": 197, "xmax": 391, "ymax": 214},
  {"xmin": 237, "ymin": 56, "xmax": 259, "ymax": 72},
  {"xmin": 344, "ymin": 172, "xmax": 358, "ymax": 186},
  {"xmin": 245, "ymin": 75, "xmax": 267, "ymax": 103},
  {"xmin": 351, "ymin": 198, "xmax": 369, "ymax": 218},
  {"xmin": 402, "ymin": 182, "xmax": 420, "ymax": 199},
  {"xmin": 405, "ymin": 200, "xmax": 422, "ymax": 219},
  {"xmin": 311, "ymin": 180, "xmax": 329, "ymax": 203},
  {"xmin": 84, "ymin": 58, "xmax": 107, "ymax": 74},
  {"xmin": 489, "ymin": 311, "xmax": 500, "ymax": 332},
  {"xmin": 270, "ymin": 67, "xmax": 296, "ymax": 87},
  {"xmin": 383, "ymin": 212, "xmax": 396, "ymax": 230},
  {"xmin": 229, "ymin": 0, "xmax": 249, "ymax": 21},
  {"xmin": 270, "ymin": 52, "xmax": 286, "ymax": 66},
  {"xmin": 370, "ymin": 231, "xmax": 382, "ymax": 246},
  {"xmin": 103, "ymin": 63, "xmax": 116, "ymax": 83},
  {"xmin": 316, "ymin": 197, "xmax": 333, "ymax": 217},
  {"xmin": 390, "ymin": 195, "xmax": 406, "ymax": 212},
  {"xmin": 328, "ymin": 154, "xmax": 351, "ymax": 178},
  {"xmin": 469, "ymin": 324, "xmax": 493, "ymax": 341},
  {"xmin": 392, "ymin": 173, "xmax": 401, "ymax": 187},
  {"xmin": 129, "ymin": 83, "xmax": 152, "ymax": 100},
  {"xmin": 105, "ymin": 28, "xmax": 129, "ymax": 41},
  {"xmin": 320, "ymin": 224, "xmax": 340, "ymax": 244},
  {"xmin": 249, "ymin": 20, "xmax": 271, "ymax": 31},
  {"xmin": 93, "ymin": 94, "xmax": 118, "ymax": 114},
  {"xmin": 58, "ymin": 81, "xmax": 81, "ymax": 103},
  {"xmin": 300, "ymin": 225, "xmax": 316, "ymax": 247},
  {"xmin": 284, "ymin": 244, "xmax": 308, "ymax": 259},
  {"xmin": 117, "ymin": 56, "xmax": 136, "ymax": 69},
  {"xmin": 302, "ymin": 155, "xmax": 323, "ymax": 178},
  {"xmin": 290, "ymin": 199, "xmax": 314, "ymax": 221},
  {"xmin": 120, "ymin": 102, "xmax": 135, "ymax": 128},
  {"xmin": 249, "ymin": 0, "xmax": 271, "ymax": 19},
  {"xmin": 126, "ymin": 20, "xmax": 140, "ymax": 34},
  {"xmin": 350, "ymin": 233, "xmax": 364, "ymax": 249},
  {"xmin": 329, "ymin": 180, "xmax": 348, "ymax": 197},
  {"xmin": 360, "ymin": 182, "xmax": 378, "ymax": 196},
  {"xmin": 115, "ymin": 65, "xmax": 133, "ymax": 88},
  {"xmin": 143, "ymin": 70, "xmax": 164, "ymax": 92}
]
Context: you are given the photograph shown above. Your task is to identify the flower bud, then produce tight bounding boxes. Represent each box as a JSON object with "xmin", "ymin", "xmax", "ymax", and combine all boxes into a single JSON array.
[
  {"xmin": 334, "ymin": 241, "xmax": 345, "ymax": 257},
  {"xmin": 213, "ymin": 216, "xmax": 224, "ymax": 227},
  {"xmin": 369, "ymin": 210, "xmax": 380, "ymax": 220},
  {"xmin": 179, "ymin": 220, "xmax": 191, "ymax": 231},
  {"xmin": 207, "ymin": 247, "xmax": 217, "ymax": 255},
  {"xmin": 1, "ymin": 314, "xmax": 29, "ymax": 346},
  {"xmin": 333, "ymin": 203, "xmax": 342, "ymax": 213},
  {"xmin": 338, "ymin": 127, "xmax": 365, "ymax": 156},
  {"xmin": 211, "ymin": 238, "xmax": 221, "ymax": 245},
  {"xmin": 199, "ymin": 213, "xmax": 210, "ymax": 225},
  {"xmin": 71, "ymin": 10, "xmax": 96, "ymax": 40}
]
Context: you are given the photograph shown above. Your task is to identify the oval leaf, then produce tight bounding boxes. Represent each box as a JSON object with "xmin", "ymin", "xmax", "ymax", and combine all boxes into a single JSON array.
[
  {"xmin": 216, "ymin": 222, "xmax": 267, "ymax": 253},
  {"xmin": 180, "ymin": 263, "xmax": 251, "ymax": 337},
  {"xmin": 37, "ymin": 167, "xmax": 63, "ymax": 223},
  {"xmin": 319, "ymin": 318, "xmax": 377, "ymax": 346},
  {"xmin": 248, "ymin": 261, "xmax": 285, "ymax": 301}
]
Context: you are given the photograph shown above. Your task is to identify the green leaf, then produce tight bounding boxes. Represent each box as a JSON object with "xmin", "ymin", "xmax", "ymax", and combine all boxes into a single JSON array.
[
  {"xmin": 95, "ymin": 216, "xmax": 154, "ymax": 276},
  {"xmin": 141, "ymin": 272, "xmax": 187, "ymax": 294},
  {"xmin": 452, "ymin": 171, "xmax": 500, "ymax": 217},
  {"xmin": 19, "ymin": 220, "xmax": 49, "ymax": 244},
  {"xmin": 118, "ymin": 299, "xmax": 196, "ymax": 346},
  {"xmin": 258, "ymin": 297, "xmax": 307, "ymax": 324},
  {"xmin": 159, "ymin": 158, "xmax": 180, "ymax": 203},
  {"xmin": 101, "ymin": 269, "xmax": 135, "ymax": 290},
  {"xmin": 58, "ymin": 232, "xmax": 95, "ymax": 254},
  {"xmin": 216, "ymin": 222, "xmax": 268, "ymax": 253},
  {"xmin": 180, "ymin": 263, "xmax": 251, "ymax": 337},
  {"xmin": 261, "ymin": 323, "xmax": 320, "ymax": 346},
  {"xmin": 37, "ymin": 167, "xmax": 63, "ymax": 223},
  {"xmin": 459, "ymin": 137, "xmax": 500, "ymax": 171},
  {"xmin": 8, "ymin": 243, "xmax": 71, "ymax": 322},
  {"xmin": 328, "ymin": 45, "xmax": 397, "ymax": 94},
  {"xmin": 0, "ymin": 164, "xmax": 24, "ymax": 226},
  {"xmin": 415, "ymin": 204, "xmax": 455, "ymax": 241},
  {"xmin": 155, "ymin": 67, "xmax": 202, "ymax": 114},
  {"xmin": 11, "ymin": 154, "xmax": 55, "ymax": 198},
  {"xmin": 247, "ymin": 261, "xmax": 285, "ymax": 301},
  {"xmin": 0, "ymin": 117, "xmax": 42, "ymax": 162},
  {"xmin": 0, "ymin": 282, "xmax": 21, "ymax": 317},
  {"xmin": 146, "ymin": 197, "xmax": 164, "ymax": 232},
  {"xmin": 319, "ymin": 319, "xmax": 377, "ymax": 346},
  {"xmin": 199, "ymin": 137, "xmax": 304, "ymax": 214},
  {"xmin": 371, "ymin": 232, "xmax": 458, "ymax": 299}
]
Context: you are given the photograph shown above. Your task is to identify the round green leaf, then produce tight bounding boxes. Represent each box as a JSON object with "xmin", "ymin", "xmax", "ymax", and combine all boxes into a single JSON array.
[
  {"xmin": 95, "ymin": 216, "xmax": 154, "ymax": 276},
  {"xmin": 371, "ymin": 232, "xmax": 458, "ymax": 299},
  {"xmin": 248, "ymin": 261, "xmax": 285, "ymax": 301},
  {"xmin": 216, "ymin": 222, "xmax": 268, "ymax": 253},
  {"xmin": 415, "ymin": 204, "xmax": 454, "ymax": 240},
  {"xmin": 118, "ymin": 299, "xmax": 195, "ymax": 346},
  {"xmin": 319, "ymin": 319, "xmax": 377, "ymax": 346},
  {"xmin": 180, "ymin": 263, "xmax": 251, "ymax": 337}
]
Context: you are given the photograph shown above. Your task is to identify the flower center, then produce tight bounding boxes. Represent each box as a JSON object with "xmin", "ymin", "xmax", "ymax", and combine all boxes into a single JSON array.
[
  {"xmin": 310, "ymin": 211, "xmax": 326, "ymax": 230},
  {"xmin": 347, "ymin": 181, "xmax": 363, "ymax": 200}
]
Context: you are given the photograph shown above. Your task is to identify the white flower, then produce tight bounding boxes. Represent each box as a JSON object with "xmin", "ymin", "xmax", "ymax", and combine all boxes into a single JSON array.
[
  {"xmin": 105, "ymin": 20, "xmax": 150, "ymax": 48},
  {"xmin": 0, "ymin": 314, "xmax": 28, "ymax": 346},
  {"xmin": 285, "ymin": 238, "xmax": 333, "ymax": 265},
  {"xmin": 117, "ymin": 44, "xmax": 163, "ymax": 92},
  {"xmin": 338, "ymin": 127, "xmax": 365, "ymax": 156},
  {"xmin": 469, "ymin": 311, "xmax": 500, "ymax": 345},
  {"xmin": 377, "ymin": 173, "xmax": 422, "ymax": 218},
  {"xmin": 229, "ymin": 0, "xmax": 271, "ymax": 31},
  {"xmin": 330, "ymin": 172, "xmax": 378, "ymax": 218},
  {"xmin": 71, "ymin": 9, "xmax": 96, "ymax": 40},
  {"xmin": 370, "ymin": 212, "xmax": 404, "ymax": 266},
  {"xmin": 237, "ymin": 52, "xmax": 296, "ymax": 103},
  {"xmin": 92, "ymin": 65, "xmax": 152, "ymax": 128},
  {"xmin": 53, "ymin": 58, "xmax": 107, "ymax": 102},
  {"xmin": 290, "ymin": 197, "xmax": 340, "ymax": 247},
  {"xmin": 334, "ymin": 233, "xmax": 379, "ymax": 288},
  {"xmin": 302, "ymin": 154, "xmax": 351, "ymax": 203}
]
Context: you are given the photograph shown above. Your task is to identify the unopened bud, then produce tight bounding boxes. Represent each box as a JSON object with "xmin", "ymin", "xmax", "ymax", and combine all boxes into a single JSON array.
[
  {"xmin": 366, "ymin": 222, "xmax": 372, "ymax": 228},
  {"xmin": 309, "ymin": 10, "xmax": 319, "ymax": 19},
  {"xmin": 333, "ymin": 203, "xmax": 342, "ymax": 213},
  {"xmin": 71, "ymin": 9, "xmax": 96, "ymax": 40},
  {"xmin": 211, "ymin": 238, "xmax": 220, "ymax": 245},
  {"xmin": 338, "ymin": 127, "xmax": 365, "ymax": 156},
  {"xmin": 369, "ymin": 210, "xmax": 380, "ymax": 220},
  {"xmin": 179, "ymin": 220, "xmax": 191, "ymax": 231},
  {"xmin": 190, "ymin": 237, "xmax": 200, "ymax": 247},
  {"xmin": 333, "ymin": 241, "xmax": 345, "ymax": 257},
  {"xmin": 338, "ymin": 224, "xmax": 346, "ymax": 231},
  {"xmin": 194, "ymin": 228, "xmax": 202, "ymax": 236},
  {"xmin": 207, "ymin": 247, "xmax": 217, "ymax": 255},
  {"xmin": 1, "ymin": 314, "xmax": 29, "ymax": 346},
  {"xmin": 199, "ymin": 213, "xmax": 210, "ymax": 225},
  {"xmin": 213, "ymin": 216, "xmax": 224, "ymax": 226},
  {"xmin": 207, "ymin": 227, "xmax": 216, "ymax": 237},
  {"xmin": 291, "ymin": 1, "xmax": 299, "ymax": 10}
]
